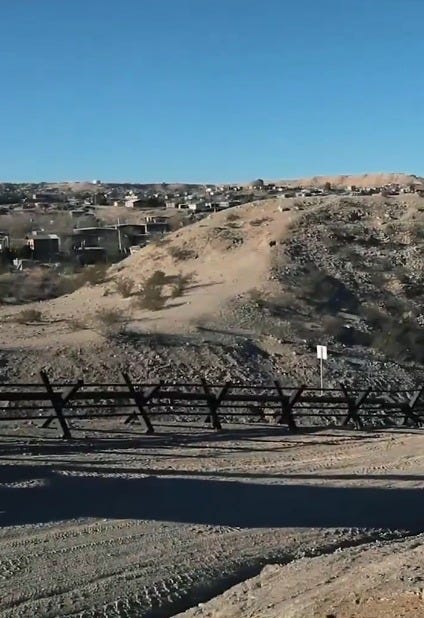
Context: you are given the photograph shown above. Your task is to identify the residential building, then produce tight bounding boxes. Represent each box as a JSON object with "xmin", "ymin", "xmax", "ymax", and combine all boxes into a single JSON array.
[{"xmin": 26, "ymin": 233, "xmax": 60, "ymax": 261}]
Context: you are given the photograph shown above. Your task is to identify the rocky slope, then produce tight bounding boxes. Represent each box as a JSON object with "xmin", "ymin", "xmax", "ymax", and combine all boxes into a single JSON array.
[{"xmin": 0, "ymin": 194, "xmax": 423, "ymax": 394}]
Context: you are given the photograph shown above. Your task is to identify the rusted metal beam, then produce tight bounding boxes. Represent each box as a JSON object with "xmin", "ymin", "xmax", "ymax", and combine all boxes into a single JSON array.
[
  {"xmin": 274, "ymin": 381, "xmax": 304, "ymax": 431},
  {"xmin": 341, "ymin": 384, "xmax": 371, "ymax": 430},
  {"xmin": 202, "ymin": 380, "xmax": 231, "ymax": 430},
  {"xmin": 122, "ymin": 373, "xmax": 161, "ymax": 433},
  {"xmin": 39, "ymin": 372, "xmax": 82, "ymax": 439}
]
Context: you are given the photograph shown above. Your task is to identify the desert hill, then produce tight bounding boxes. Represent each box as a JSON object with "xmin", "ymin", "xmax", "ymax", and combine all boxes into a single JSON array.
[
  {"xmin": 10, "ymin": 171, "xmax": 424, "ymax": 193},
  {"xmin": 0, "ymin": 192, "xmax": 423, "ymax": 389},
  {"xmin": 282, "ymin": 172, "xmax": 424, "ymax": 188}
]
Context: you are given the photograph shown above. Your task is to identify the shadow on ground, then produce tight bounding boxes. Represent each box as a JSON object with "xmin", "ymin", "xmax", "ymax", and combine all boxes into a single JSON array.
[{"xmin": 0, "ymin": 462, "xmax": 422, "ymax": 530}]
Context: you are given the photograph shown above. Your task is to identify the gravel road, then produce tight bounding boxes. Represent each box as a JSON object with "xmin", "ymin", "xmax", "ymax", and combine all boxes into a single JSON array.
[{"xmin": 0, "ymin": 422, "xmax": 423, "ymax": 617}]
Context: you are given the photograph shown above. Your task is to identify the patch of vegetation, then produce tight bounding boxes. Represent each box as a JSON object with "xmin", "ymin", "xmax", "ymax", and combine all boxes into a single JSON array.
[
  {"xmin": 248, "ymin": 288, "xmax": 268, "ymax": 308},
  {"xmin": 168, "ymin": 246, "xmax": 197, "ymax": 261},
  {"xmin": 362, "ymin": 304, "xmax": 424, "ymax": 362},
  {"xmin": 371, "ymin": 318, "xmax": 424, "ymax": 363},
  {"xmin": 169, "ymin": 272, "xmax": 194, "ymax": 298},
  {"xmin": 76, "ymin": 264, "xmax": 109, "ymax": 286},
  {"xmin": 68, "ymin": 317, "xmax": 90, "ymax": 331},
  {"xmin": 94, "ymin": 308, "xmax": 123, "ymax": 333},
  {"xmin": 114, "ymin": 277, "xmax": 135, "ymax": 298},
  {"xmin": 250, "ymin": 218, "xmax": 271, "ymax": 226},
  {"xmin": 57, "ymin": 264, "xmax": 110, "ymax": 296},
  {"xmin": 15, "ymin": 308, "xmax": 44, "ymax": 323},
  {"xmin": 262, "ymin": 320, "xmax": 292, "ymax": 341},
  {"xmin": 133, "ymin": 270, "xmax": 167, "ymax": 311},
  {"xmin": 226, "ymin": 212, "xmax": 240, "ymax": 222}
]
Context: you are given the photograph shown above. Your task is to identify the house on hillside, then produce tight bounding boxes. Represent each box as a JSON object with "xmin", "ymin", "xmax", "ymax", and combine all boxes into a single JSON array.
[
  {"xmin": 61, "ymin": 226, "xmax": 130, "ymax": 260},
  {"xmin": 26, "ymin": 233, "xmax": 60, "ymax": 261},
  {"xmin": 125, "ymin": 196, "xmax": 165, "ymax": 209},
  {"xmin": 145, "ymin": 221, "xmax": 169, "ymax": 235}
]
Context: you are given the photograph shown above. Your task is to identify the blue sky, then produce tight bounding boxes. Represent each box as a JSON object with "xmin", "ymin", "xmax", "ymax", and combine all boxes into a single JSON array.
[{"xmin": 1, "ymin": 0, "xmax": 423, "ymax": 183}]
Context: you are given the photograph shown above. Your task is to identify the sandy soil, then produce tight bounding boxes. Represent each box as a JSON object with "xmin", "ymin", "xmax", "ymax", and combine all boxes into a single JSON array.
[
  {"xmin": 0, "ymin": 197, "xmax": 294, "ymax": 350},
  {"xmin": 175, "ymin": 536, "xmax": 424, "ymax": 618},
  {"xmin": 0, "ymin": 423, "xmax": 423, "ymax": 617},
  {"xmin": 3, "ymin": 192, "xmax": 421, "ymax": 353}
]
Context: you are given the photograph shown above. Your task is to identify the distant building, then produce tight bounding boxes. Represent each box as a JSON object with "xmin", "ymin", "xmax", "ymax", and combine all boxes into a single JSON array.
[
  {"xmin": 26, "ymin": 233, "xmax": 60, "ymax": 261},
  {"xmin": 62, "ymin": 227, "xmax": 130, "ymax": 259},
  {"xmin": 0, "ymin": 232, "xmax": 10, "ymax": 251},
  {"xmin": 125, "ymin": 196, "xmax": 165, "ymax": 209}
]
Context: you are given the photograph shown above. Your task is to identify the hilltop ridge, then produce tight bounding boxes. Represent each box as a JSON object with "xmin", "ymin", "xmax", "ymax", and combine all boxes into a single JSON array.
[{"xmin": 2, "ymin": 172, "xmax": 423, "ymax": 192}]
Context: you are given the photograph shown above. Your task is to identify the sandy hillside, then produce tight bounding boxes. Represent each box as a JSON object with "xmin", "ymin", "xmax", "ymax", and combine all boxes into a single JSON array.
[
  {"xmin": 0, "ymin": 198, "xmax": 294, "ymax": 349},
  {"xmin": 282, "ymin": 172, "xmax": 424, "ymax": 188},
  {"xmin": 0, "ymin": 192, "xmax": 423, "ymax": 389}
]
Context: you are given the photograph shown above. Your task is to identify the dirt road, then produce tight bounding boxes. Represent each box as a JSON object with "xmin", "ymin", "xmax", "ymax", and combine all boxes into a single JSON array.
[{"xmin": 0, "ymin": 424, "xmax": 423, "ymax": 617}]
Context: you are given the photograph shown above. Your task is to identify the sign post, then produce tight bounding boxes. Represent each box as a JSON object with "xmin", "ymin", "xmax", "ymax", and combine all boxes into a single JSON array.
[{"xmin": 316, "ymin": 345, "xmax": 327, "ymax": 395}]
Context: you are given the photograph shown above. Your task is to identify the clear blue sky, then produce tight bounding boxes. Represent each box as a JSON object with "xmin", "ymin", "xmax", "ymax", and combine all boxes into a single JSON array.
[{"xmin": 1, "ymin": 0, "xmax": 423, "ymax": 183}]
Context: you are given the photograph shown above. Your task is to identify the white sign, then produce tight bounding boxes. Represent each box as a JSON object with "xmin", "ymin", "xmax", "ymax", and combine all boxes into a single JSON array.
[{"xmin": 317, "ymin": 345, "xmax": 327, "ymax": 360}]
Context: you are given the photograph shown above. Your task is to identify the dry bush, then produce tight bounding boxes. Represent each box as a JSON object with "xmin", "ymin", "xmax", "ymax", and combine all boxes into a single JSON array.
[
  {"xmin": 68, "ymin": 317, "xmax": 90, "ymax": 331},
  {"xmin": 148, "ymin": 270, "xmax": 167, "ymax": 287},
  {"xmin": 133, "ymin": 289, "xmax": 166, "ymax": 311},
  {"xmin": 262, "ymin": 320, "xmax": 292, "ymax": 341},
  {"xmin": 114, "ymin": 277, "xmax": 135, "ymax": 298},
  {"xmin": 371, "ymin": 322, "xmax": 424, "ymax": 363},
  {"xmin": 169, "ymin": 272, "xmax": 194, "ymax": 298},
  {"xmin": 168, "ymin": 246, "xmax": 197, "ymax": 261},
  {"xmin": 0, "ymin": 275, "xmax": 13, "ymax": 301},
  {"xmin": 250, "ymin": 218, "xmax": 271, "ymax": 226},
  {"xmin": 77, "ymin": 264, "xmax": 109, "ymax": 286},
  {"xmin": 248, "ymin": 288, "xmax": 267, "ymax": 308},
  {"xmin": 226, "ymin": 212, "xmax": 240, "ymax": 222},
  {"xmin": 94, "ymin": 308, "xmax": 123, "ymax": 333},
  {"xmin": 13, "ymin": 269, "xmax": 60, "ymax": 302},
  {"xmin": 56, "ymin": 264, "xmax": 109, "ymax": 296},
  {"xmin": 133, "ymin": 270, "xmax": 167, "ymax": 311},
  {"xmin": 15, "ymin": 308, "xmax": 44, "ymax": 323},
  {"xmin": 167, "ymin": 212, "xmax": 189, "ymax": 231}
]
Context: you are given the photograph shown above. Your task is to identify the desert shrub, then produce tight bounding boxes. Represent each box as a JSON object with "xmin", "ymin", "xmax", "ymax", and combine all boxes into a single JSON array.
[
  {"xmin": 0, "ymin": 275, "xmax": 13, "ymax": 301},
  {"xmin": 133, "ymin": 286, "xmax": 166, "ymax": 311},
  {"xmin": 148, "ymin": 270, "xmax": 167, "ymax": 287},
  {"xmin": 226, "ymin": 212, "xmax": 240, "ymax": 222},
  {"xmin": 133, "ymin": 270, "xmax": 167, "ymax": 311},
  {"xmin": 262, "ymin": 320, "xmax": 292, "ymax": 341},
  {"xmin": 250, "ymin": 218, "xmax": 271, "ymax": 226},
  {"xmin": 170, "ymin": 272, "xmax": 193, "ymax": 298},
  {"xmin": 12, "ymin": 269, "xmax": 60, "ymax": 302},
  {"xmin": 371, "ymin": 320, "xmax": 424, "ymax": 363},
  {"xmin": 94, "ymin": 308, "xmax": 123, "ymax": 333},
  {"xmin": 15, "ymin": 308, "xmax": 43, "ymax": 323},
  {"xmin": 361, "ymin": 305, "xmax": 387, "ymax": 329},
  {"xmin": 322, "ymin": 315, "xmax": 345, "ymax": 338},
  {"xmin": 167, "ymin": 212, "xmax": 190, "ymax": 231},
  {"xmin": 77, "ymin": 264, "xmax": 109, "ymax": 286},
  {"xmin": 68, "ymin": 317, "xmax": 90, "ymax": 331},
  {"xmin": 114, "ymin": 277, "xmax": 135, "ymax": 298},
  {"xmin": 168, "ymin": 246, "xmax": 197, "ymax": 261},
  {"xmin": 57, "ymin": 264, "xmax": 109, "ymax": 296},
  {"xmin": 248, "ymin": 288, "xmax": 267, "ymax": 308}
]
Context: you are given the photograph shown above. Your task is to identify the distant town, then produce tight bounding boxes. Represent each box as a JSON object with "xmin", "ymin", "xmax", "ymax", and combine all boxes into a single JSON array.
[{"xmin": 0, "ymin": 178, "xmax": 423, "ymax": 270}]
